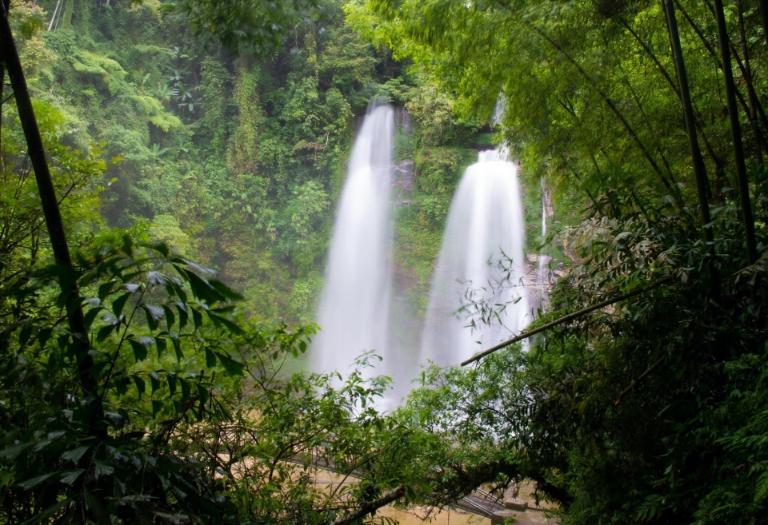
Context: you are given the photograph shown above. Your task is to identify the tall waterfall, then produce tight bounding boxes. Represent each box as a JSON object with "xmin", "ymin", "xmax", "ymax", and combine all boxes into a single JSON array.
[
  {"xmin": 420, "ymin": 148, "xmax": 531, "ymax": 367},
  {"xmin": 311, "ymin": 104, "xmax": 395, "ymax": 379}
]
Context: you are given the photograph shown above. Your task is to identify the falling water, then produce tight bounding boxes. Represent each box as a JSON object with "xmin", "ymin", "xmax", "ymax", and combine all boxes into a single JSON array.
[
  {"xmin": 537, "ymin": 179, "xmax": 551, "ymax": 309},
  {"xmin": 420, "ymin": 148, "xmax": 531, "ymax": 367},
  {"xmin": 311, "ymin": 104, "xmax": 395, "ymax": 381}
]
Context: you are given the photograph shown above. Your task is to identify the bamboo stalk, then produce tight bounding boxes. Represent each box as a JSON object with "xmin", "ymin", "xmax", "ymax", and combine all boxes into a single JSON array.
[
  {"xmin": 461, "ymin": 277, "xmax": 674, "ymax": 366},
  {"xmin": 714, "ymin": 0, "xmax": 757, "ymax": 262},
  {"xmin": 525, "ymin": 22, "xmax": 687, "ymax": 212},
  {"xmin": 0, "ymin": 5, "xmax": 100, "ymax": 413},
  {"xmin": 663, "ymin": 0, "xmax": 720, "ymax": 298}
]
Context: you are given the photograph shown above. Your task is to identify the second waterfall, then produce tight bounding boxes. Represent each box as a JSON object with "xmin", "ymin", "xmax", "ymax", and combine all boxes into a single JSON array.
[{"xmin": 421, "ymin": 148, "xmax": 531, "ymax": 367}]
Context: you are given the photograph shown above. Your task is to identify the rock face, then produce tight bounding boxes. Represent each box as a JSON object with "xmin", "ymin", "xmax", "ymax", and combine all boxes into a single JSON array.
[
  {"xmin": 525, "ymin": 253, "xmax": 550, "ymax": 315},
  {"xmin": 393, "ymin": 159, "xmax": 415, "ymax": 203}
]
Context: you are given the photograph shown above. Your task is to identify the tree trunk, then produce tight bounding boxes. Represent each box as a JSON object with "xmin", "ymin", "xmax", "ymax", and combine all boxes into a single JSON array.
[
  {"xmin": 714, "ymin": 0, "xmax": 757, "ymax": 262},
  {"xmin": 663, "ymin": 0, "xmax": 720, "ymax": 297},
  {"xmin": 0, "ymin": 3, "xmax": 102, "ymax": 430},
  {"xmin": 663, "ymin": 3, "xmax": 713, "ymax": 230}
]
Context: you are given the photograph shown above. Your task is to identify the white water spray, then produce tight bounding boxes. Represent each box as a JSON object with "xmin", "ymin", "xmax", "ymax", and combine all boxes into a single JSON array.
[
  {"xmin": 420, "ymin": 148, "xmax": 531, "ymax": 367},
  {"xmin": 311, "ymin": 105, "xmax": 395, "ymax": 379},
  {"xmin": 537, "ymin": 179, "xmax": 551, "ymax": 309}
]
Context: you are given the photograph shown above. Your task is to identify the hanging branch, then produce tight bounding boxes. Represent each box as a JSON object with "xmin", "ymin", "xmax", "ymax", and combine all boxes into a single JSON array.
[
  {"xmin": 0, "ymin": 5, "xmax": 100, "ymax": 411},
  {"xmin": 331, "ymin": 486, "xmax": 406, "ymax": 525},
  {"xmin": 714, "ymin": 0, "xmax": 758, "ymax": 263},
  {"xmin": 461, "ymin": 276, "xmax": 674, "ymax": 366}
]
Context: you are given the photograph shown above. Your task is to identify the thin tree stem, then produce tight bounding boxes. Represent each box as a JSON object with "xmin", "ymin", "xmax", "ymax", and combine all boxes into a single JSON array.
[
  {"xmin": 664, "ymin": 0, "xmax": 720, "ymax": 298},
  {"xmin": 526, "ymin": 21, "xmax": 686, "ymax": 212},
  {"xmin": 714, "ymin": 0, "xmax": 757, "ymax": 262},
  {"xmin": 331, "ymin": 486, "xmax": 406, "ymax": 525},
  {"xmin": 676, "ymin": 0, "xmax": 768, "ymax": 142},
  {"xmin": 461, "ymin": 277, "xmax": 674, "ymax": 366},
  {"xmin": 0, "ymin": 4, "xmax": 102, "ymax": 430}
]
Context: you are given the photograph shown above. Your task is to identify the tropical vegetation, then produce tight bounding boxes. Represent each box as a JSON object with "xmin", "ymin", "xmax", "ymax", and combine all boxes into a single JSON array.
[{"xmin": 1, "ymin": 0, "xmax": 767, "ymax": 523}]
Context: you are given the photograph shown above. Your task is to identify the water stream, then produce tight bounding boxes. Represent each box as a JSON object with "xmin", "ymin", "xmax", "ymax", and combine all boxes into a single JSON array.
[
  {"xmin": 310, "ymin": 104, "xmax": 395, "ymax": 381},
  {"xmin": 312, "ymin": 108, "xmax": 535, "ymax": 403},
  {"xmin": 420, "ymin": 148, "xmax": 531, "ymax": 367}
]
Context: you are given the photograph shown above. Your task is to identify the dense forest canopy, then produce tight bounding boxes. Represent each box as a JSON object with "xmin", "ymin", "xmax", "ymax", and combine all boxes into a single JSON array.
[{"xmin": 0, "ymin": 0, "xmax": 767, "ymax": 524}]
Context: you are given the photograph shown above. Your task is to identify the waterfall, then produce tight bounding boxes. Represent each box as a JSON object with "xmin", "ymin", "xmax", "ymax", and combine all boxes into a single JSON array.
[
  {"xmin": 420, "ymin": 148, "xmax": 531, "ymax": 367},
  {"xmin": 537, "ymin": 178, "xmax": 551, "ymax": 310},
  {"xmin": 311, "ymin": 104, "xmax": 395, "ymax": 382}
]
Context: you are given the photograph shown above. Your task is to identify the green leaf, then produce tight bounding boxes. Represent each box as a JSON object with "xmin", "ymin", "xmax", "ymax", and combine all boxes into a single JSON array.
[
  {"xmin": 180, "ymin": 378, "xmax": 190, "ymax": 400},
  {"xmin": 210, "ymin": 279, "xmax": 243, "ymax": 301},
  {"xmin": 30, "ymin": 501, "xmax": 66, "ymax": 522},
  {"xmin": 115, "ymin": 375, "xmax": 130, "ymax": 395},
  {"xmin": 167, "ymin": 373, "xmax": 177, "ymax": 395},
  {"xmin": 197, "ymin": 384, "xmax": 209, "ymax": 406},
  {"xmin": 61, "ymin": 446, "xmax": 89, "ymax": 464},
  {"xmin": 180, "ymin": 268, "xmax": 216, "ymax": 302},
  {"xmin": 132, "ymin": 375, "xmax": 146, "ymax": 397},
  {"xmin": 84, "ymin": 307, "xmax": 102, "ymax": 329},
  {"xmin": 17, "ymin": 473, "xmax": 55, "ymax": 490},
  {"xmin": 129, "ymin": 339, "xmax": 149, "ymax": 361},
  {"xmin": 755, "ymin": 471, "xmax": 768, "ymax": 503},
  {"xmin": 153, "ymin": 511, "xmax": 190, "ymax": 524},
  {"xmin": 94, "ymin": 462, "xmax": 114, "ymax": 479},
  {"xmin": 112, "ymin": 293, "xmax": 130, "ymax": 317},
  {"xmin": 191, "ymin": 308, "xmax": 203, "ymax": 329},
  {"xmin": 97, "ymin": 324, "xmax": 117, "ymax": 343},
  {"xmin": 142, "ymin": 304, "xmax": 162, "ymax": 330},
  {"xmin": 170, "ymin": 334, "xmax": 183, "ymax": 360},
  {"xmin": 98, "ymin": 281, "xmax": 115, "ymax": 300},
  {"xmin": 204, "ymin": 347, "xmax": 217, "ymax": 368},
  {"xmin": 0, "ymin": 442, "xmax": 33, "ymax": 461},
  {"xmin": 176, "ymin": 302, "xmax": 189, "ymax": 329},
  {"xmin": 216, "ymin": 352, "xmax": 244, "ymax": 375},
  {"xmin": 59, "ymin": 469, "xmax": 85, "ymax": 486},
  {"xmin": 163, "ymin": 305, "xmax": 176, "ymax": 330},
  {"xmin": 207, "ymin": 311, "xmax": 244, "ymax": 334},
  {"xmin": 156, "ymin": 336, "xmax": 167, "ymax": 357}
]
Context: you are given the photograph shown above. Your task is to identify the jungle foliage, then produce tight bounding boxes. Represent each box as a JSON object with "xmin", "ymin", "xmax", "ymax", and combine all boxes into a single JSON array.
[
  {"xmin": 9, "ymin": 0, "xmax": 477, "ymax": 325},
  {"xmin": 3, "ymin": 0, "xmax": 768, "ymax": 524}
]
